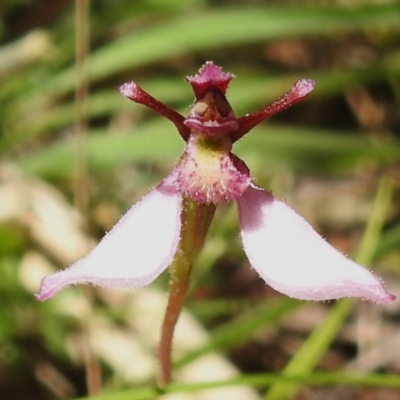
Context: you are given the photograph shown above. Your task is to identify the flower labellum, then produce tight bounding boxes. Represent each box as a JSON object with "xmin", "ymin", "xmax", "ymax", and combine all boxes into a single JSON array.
[{"xmin": 36, "ymin": 62, "xmax": 395, "ymax": 384}]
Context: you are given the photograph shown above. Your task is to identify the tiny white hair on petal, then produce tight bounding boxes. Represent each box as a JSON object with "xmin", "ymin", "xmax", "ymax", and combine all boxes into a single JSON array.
[
  {"xmin": 36, "ymin": 178, "xmax": 182, "ymax": 301},
  {"xmin": 237, "ymin": 186, "xmax": 395, "ymax": 304}
]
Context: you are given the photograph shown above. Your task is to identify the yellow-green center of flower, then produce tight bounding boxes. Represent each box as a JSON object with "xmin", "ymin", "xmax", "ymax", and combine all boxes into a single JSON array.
[{"xmin": 174, "ymin": 133, "xmax": 250, "ymax": 204}]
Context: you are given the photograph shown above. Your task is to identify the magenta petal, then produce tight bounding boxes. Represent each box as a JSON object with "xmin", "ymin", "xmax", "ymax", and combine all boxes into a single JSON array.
[
  {"xmin": 36, "ymin": 180, "xmax": 182, "ymax": 301},
  {"xmin": 237, "ymin": 186, "xmax": 395, "ymax": 304}
]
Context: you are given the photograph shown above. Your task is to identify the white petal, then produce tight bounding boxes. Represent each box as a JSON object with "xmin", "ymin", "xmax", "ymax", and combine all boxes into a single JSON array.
[
  {"xmin": 237, "ymin": 186, "xmax": 395, "ymax": 304},
  {"xmin": 36, "ymin": 180, "xmax": 182, "ymax": 301}
]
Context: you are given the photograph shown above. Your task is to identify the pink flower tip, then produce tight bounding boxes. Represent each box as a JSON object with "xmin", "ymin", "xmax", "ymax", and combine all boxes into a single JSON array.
[
  {"xmin": 36, "ymin": 274, "xmax": 63, "ymax": 301},
  {"xmin": 293, "ymin": 79, "xmax": 315, "ymax": 97},
  {"xmin": 118, "ymin": 81, "xmax": 138, "ymax": 98}
]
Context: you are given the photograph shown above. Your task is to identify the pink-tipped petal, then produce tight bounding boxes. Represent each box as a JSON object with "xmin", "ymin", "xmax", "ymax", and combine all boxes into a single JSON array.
[
  {"xmin": 237, "ymin": 186, "xmax": 395, "ymax": 304},
  {"xmin": 36, "ymin": 180, "xmax": 182, "ymax": 301}
]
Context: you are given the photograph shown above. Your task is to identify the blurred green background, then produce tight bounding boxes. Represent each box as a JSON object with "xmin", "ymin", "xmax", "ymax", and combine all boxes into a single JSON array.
[{"xmin": 1, "ymin": 1, "xmax": 400, "ymax": 399}]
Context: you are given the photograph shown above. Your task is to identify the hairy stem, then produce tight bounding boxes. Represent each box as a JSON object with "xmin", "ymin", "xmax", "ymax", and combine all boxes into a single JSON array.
[
  {"xmin": 159, "ymin": 268, "xmax": 190, "ymax": 386},
  {"xmin": 158, "ymin": 198, "xmax": 215, "ymax": 385}
]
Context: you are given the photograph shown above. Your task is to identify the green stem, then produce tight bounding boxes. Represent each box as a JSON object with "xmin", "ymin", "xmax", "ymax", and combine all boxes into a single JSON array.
[
  {"xmin": 158, "ymin": 267, "xmax": 190, "ymax": 386},
  {"xmin": 158, "ymin": 198, "xmax": 215, "ymax": 386}
]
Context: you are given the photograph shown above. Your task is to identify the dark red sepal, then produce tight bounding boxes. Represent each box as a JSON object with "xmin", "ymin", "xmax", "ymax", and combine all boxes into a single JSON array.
[
  {"xmin": 231, "ymin": 79, "xmax": 315, "ymax": 142},
  {"xmin": 119, "ymin": 82, "xmax": 190, "ymax": 141},
  {"xmin": 186, "ymin": 61, "xmax": 234, "ymax": 99}
]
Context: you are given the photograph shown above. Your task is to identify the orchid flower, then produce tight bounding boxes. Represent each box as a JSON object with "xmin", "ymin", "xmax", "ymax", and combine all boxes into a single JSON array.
[{"xmin": 36, "ymin": 62, "xmax": 395, "ymax": 384}]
